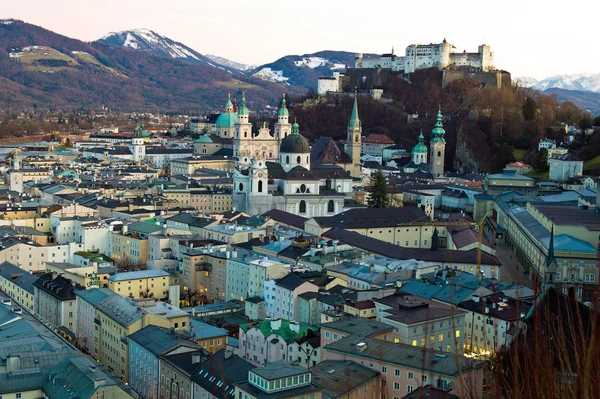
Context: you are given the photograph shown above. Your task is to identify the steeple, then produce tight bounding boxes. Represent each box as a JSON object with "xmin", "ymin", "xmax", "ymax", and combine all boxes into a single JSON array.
[
  {"xmin": 13, "ymin": 152, "xmax": 20, "ymax": 171},
  {"xmin": 278, "ymin": 94, "xmax": 289, "ymax": 118},
  {"xmin": 431, "ymin": 106, "xmax": 446, "ymax": 143},
  {"xmin": 238, "ymin": 92, "xmax": 249, "ymax": 116},
  {"xmin": 348, "ymin": 93, "xmax": 361, "ymax": 130},
  {"xmin": 291, "ymin": 118, "xmax": 299, "ymax": 134}
]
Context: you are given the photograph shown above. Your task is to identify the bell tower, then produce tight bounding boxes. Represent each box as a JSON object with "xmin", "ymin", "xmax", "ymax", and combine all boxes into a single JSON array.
[
  {"xmin": 430, "ymin": 107, "xmax": 446, "ymax": 177},
  {"xmin": 274, "ymin": 94, "xmax": 291, "ymax": 149},
  {"xmin": 234, "ymin": 92, "xmax": 252, "ymax": 158},
  {"xmin": 345, "ymin": 93, "xmax": 362, "ymax": 178}
]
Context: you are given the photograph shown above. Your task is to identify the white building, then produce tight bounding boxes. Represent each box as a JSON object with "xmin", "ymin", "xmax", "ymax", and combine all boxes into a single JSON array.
[
  {"xmin": 549, "ymin": 154, "xmax": 583, "ymax": 181},
  {"xmin": 538, "ymin": 138, "xmax": 556, "ymax": 151},
  {"xmin": 267, "ymin": 273, "xmax": 319, "ymax": 321},
  {"xmin": 233, "ymin": 96, "xmax": 357, "ymax": 217},
  {"xmin": 356, "ymin": 40, "xmax": 494, "ymax": 74}
]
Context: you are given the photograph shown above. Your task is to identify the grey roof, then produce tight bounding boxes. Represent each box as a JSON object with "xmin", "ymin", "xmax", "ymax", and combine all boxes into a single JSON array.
[
  {"xmin": 234, "ymin": 380, "xmax": 321, "ymax": 399},
  {"xmin": 0, "ymin": 369, "xmax": 48, "ymax": 395},
  {"xmin": 128, "ymin": 325, "xmax": 197, "ymax": 356},
  {"xmin": 108, "ymin": 269, "xmax": 171, "ymax": 282},
  {"xmin": 33, "ymin": 273, "xmax": 85, "ymax": 300},
  {"xmin": 190, "ymin": 320, "xmax": 228, "ymax": 340},
  {"xmin": 76, "ymin": 288, "xmax": 143, "ymax": 327},
  {"xmin": 251, "ymin": 361, "xmax": 308, "ymax": 380},
  {"xmin": 127, "ymin": 221, "xmax": 164, "ymax": 235},
  {"xmin": 325, "ymin": 335, "xmax": 486, "ymax": 377},
  {"xmin": 319, "ymin": 318, "xmax": 393, "ymax": 336},
  {"xmin": 0, "ymin": 261, "xmax": 39, "ymax": 294},
  {"xmin": 42, "ymin": 356, "xmax": 122, "ymax": 399},
  {"xmin": 311, "ymin": 360, "xmax": 379, "ymax": 399},
  {"xmin": 275, "ymin": 273, "xmax": 309, "ymax": 291},
  {"xmin": 191, "ymin": 350, "xmax": 254, "ymax": 399}
]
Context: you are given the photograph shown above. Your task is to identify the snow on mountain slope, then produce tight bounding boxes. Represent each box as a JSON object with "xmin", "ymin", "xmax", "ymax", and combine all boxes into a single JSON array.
[
  {"xmin": 253, "ymin": 68, "xmax": 290, "ymax": 83},
  {"xmin": 97, "ymin": 29, "xmax": 233, "ymax": 71},
  {"xmin": 533, "ymin": 73, "xmax": 600, "ymax": 93},
  {"xmin": 205, "ymin": 54, "xmax": 255, "ymax": 72}
]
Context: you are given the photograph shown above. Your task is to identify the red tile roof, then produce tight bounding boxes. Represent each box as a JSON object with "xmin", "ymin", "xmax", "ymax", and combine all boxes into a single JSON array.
[{"xmin": 362, "ymin": 134, "xmax": 395, "ymax": 144}]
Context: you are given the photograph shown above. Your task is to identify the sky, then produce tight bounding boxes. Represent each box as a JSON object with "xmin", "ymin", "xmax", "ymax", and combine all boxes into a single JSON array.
[{"xmin": 2, "ymin": 0, "xmax": 599, "ymax": 78}]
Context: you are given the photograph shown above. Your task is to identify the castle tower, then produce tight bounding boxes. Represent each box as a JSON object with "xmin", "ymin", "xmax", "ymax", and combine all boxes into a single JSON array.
[
  {"xmin": 234, "ymin": 92, "xmax": 252, "ymax": 158},
  {"xmin": 411, "ymin": 130, "xmax": 428, "ymax": 165},
  {"xmin": 345, "ymin": 94, "xmax": 362, "ymax": 178},
  {"xmin": 429, "ymin": 107, "xmax": 446, "ymax": 177},
  {"xmin": 130, "ymin": 124, "xmax": 146, "ymax": 162},
  {"xmin": 274, "ymin": 94, "xmax": 291, "ymax": 149}
]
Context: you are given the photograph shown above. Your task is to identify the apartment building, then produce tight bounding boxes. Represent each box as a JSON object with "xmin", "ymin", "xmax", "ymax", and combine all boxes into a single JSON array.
[
  {"xmin": 0, "ymin": 261, "xmax": 37, "ymax": 312},
  {"xmin": 234, "ymin": 362, "xmax": 322, "ymax": 399},
  {"xmin": 108, "ymin": 269, "xmax": 172, "ymax": 299},
  {"xmin": 33, "ymin": 272, "xmax": 84, "ymax": 333}
]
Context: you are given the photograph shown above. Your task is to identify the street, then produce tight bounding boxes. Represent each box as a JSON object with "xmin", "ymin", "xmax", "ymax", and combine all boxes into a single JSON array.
[{"xmin": 495, "ymin": 239, "xmax": 533, "ymax": 289}]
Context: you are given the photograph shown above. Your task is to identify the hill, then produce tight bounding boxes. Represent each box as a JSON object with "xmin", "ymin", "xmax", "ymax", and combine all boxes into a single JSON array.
[
  {"xmin": 543, "ymin": 88, "xmax": 600, "ymax": 115},
  {"xmin": 205, "ymin": 54, "xmax": 255, "ymax": 72},
  {"xmin": 0, "ymin": 19, "xmax": 303, "ymax": 112},
  {"xmin": 250, "ymin": 51, "xmax": 370, "ymax": 90},
  {"xmin": 534, "ymin": 73, "xmax": 600, "ymax": 93}
]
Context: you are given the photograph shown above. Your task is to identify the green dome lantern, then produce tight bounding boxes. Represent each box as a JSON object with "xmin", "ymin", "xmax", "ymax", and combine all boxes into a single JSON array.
[
  {"xmin": 238, "ymin": 92, "xmax": 249, "ymax": 116},
  {"xmin": 278, "ymin": 95, "xmax": 289, "ymax": 117},
  {"xmin": 280, "ymin": 120, "xmax": 309, "ymax": 153},
  {"xmin": 411, "ymin": 130, "xmax": 428, "ymax": 154},
  {"xmin": 216, "ymin": 94, "xmax": 239, "ymax": 127}
]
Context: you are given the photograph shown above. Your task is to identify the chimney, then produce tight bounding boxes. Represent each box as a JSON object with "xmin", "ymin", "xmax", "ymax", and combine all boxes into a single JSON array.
[
  {"xmin": 270, "ymin": 318, "xmax": 282, "ymax": 331},
  {"xmin": 289, "ymin": 321, "xmax": 300, "ymax": 333},
  {"xmin": 357, "ymin": 342, "xmax": 368, "ymax": 352}
]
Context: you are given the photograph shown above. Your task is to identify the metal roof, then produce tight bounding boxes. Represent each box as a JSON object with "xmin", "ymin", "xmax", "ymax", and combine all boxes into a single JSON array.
[{"xmin": 108, "ymin": 269, "xmax": 171, "ymax": 282}]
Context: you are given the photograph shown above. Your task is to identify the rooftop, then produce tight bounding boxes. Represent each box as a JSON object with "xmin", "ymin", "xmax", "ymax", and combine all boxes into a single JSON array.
[
  {"xmin": 108, "ymin": 269, "xmax": 171, "ymax": 282},
  {"xmin": 311, "ymin": 360, "xmax": 380, "ymax": 399},
  {"xmin": 319, "ymin": 318, "xmax": 392, "ymax": 336}
]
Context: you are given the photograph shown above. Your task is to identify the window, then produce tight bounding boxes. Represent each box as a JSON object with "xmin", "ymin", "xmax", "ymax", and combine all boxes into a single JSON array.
[
  {"xmin": 333, "ymin": 333, "xmax": 338, "ymax": 340},
  {"xmin": 258, "ymin": 180, "xmax": 263, "ymax": 193},
  {"xmin": 325, "ymin": 331, "xmax": 330, "ymax": 338},
  {"xmin": 394, "ymin": 369, "xmax": 400, "ymax": 377},
  {"xmin": 585, "ymin": 274, "xmax": 596, "ymax": 282},
  {"xmin": 394, "ymin": 382, "xmax": 400, "ymax": 391},
  {"xmin": 408, "ymin": 372, "xmax": 414, "ymax": 380},
  {"xmin": 16, "ymin": 394, "xmax": 22, "ymax": 399},
  {"xmin": 455, "ymin": 330, "xmax": 461, "ymax": 338},
  {"xmin": 407, "ymin": 386, "xmax": 414, "ymax": 393},
  {"xmin": 297, "ymin": 155, "xmax": 301, "ymax": 163},
  {"xmin": 299, "ymin": 200, "xmax": 306, "ymax": 214},
  {"xmin": 381, "ymin": 366, "xmax": 387, "ymax": 374},
  {"xmin": 411, "ymin": 339, "xmax": 417, "ymax": 346},
  {"xmin": 421, "ymin": 338, "xmax": 425, "ymax": 346},
  {"xmin": 327, "ymin": 200, "xmax": 335, "ymax": 213},
  {"xmin": 286, "ymin": 155, "xmax": 290, "ymax": 164},
  {"xmin": 430, "ymin": 335, "xmax": 434, "ymax": 343},
  {"xmin": 439, "ymin": 334, "xmax": 444, "ymax": 342}
]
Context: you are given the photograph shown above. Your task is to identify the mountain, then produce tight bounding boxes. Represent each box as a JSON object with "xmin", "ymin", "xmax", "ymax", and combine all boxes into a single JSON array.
[
  {"xmin": 532, "ymin": 73, "xmax": 600, "ymax": 93},
  {"xmin": 0, "ymin": 19, "xmax": 302, "ymax": 112},
  {"xmin": 543, "ymin": 88, "xmax": 600, "ymax": 115},
  {"xmin": 97, "ymin": 29, "xmax": 236, "ymax": 71},
  {"xmin": 250, "ymin": 51, "xmax": 367, "ymax": 90},
  {"xmin": 205, "ymin": 54, "xmax": 255, "ymax": 72}
]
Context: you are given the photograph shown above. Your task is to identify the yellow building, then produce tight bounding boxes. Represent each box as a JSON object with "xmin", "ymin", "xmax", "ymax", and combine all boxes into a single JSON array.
[
  {"xmin": 76, "ymin": 288, "xmax": 190, "ymax": 383},
  {"xmin": 111, "ymin": 222, "xmax": 164, "ymax": 266},
  {"xmin": 108, "ymin": 269, "xmax": 172, "ymax": 299},
  {"xmin": 0, "ymin": 261, "xmax": 37, "ymax": 313},
  {"xmin": 45, "ymin": 261, "xmax": 114, "ymax": 288}
]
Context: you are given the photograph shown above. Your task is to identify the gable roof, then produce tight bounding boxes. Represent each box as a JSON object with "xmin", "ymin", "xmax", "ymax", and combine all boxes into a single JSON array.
[{"xmin": 191, "ymin": 350, "xmax": 254, "ymax": 399}]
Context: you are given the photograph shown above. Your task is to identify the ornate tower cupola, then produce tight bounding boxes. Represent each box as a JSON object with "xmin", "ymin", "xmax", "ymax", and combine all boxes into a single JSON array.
[
  {"xmin": 238, "ymin": 92, "xmax": 249, "ymax": 124},
  {"xmin": 13, "ymin": 152, "xmax": 20, "ymax": 171},
  {"xmin": 234, "ymin": 92, "xmax": 252, "ymax": 157},
  {"xmin": 429, "ymin": 106, "xmax": 446, "ymax": 177},
  {"xmin": 411, "ymin": 130, "xmax": 428, "ymax": 165},
  {"xmin": 131, "ymin": 123, "xmax": 146, "ymax": 162},
  {"xmin": 275, "ymin": 94, "xmax": 291, "ymax": 147},
  {"xmin": 345, "ymin": 93, "xmax": 362, "ymax": 178}
]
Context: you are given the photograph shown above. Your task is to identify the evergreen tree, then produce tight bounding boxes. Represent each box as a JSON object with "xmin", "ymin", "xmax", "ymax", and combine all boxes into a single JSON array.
[
  {"xmin": 534, "ymin": 148, "xmax": 549, "ymax": 171},
  {"xmin": 367, "ymin": 169, "xmax": 390, "ymax": 208},
  {"xmin": 522, "ymin": 97, "xmax": 537, "ymax": 121}
]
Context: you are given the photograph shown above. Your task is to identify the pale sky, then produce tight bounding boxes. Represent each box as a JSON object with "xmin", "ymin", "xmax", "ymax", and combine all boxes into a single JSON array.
[{"xmin": 2, "ymin": 0, "xmax": 598, "ymax": 78}]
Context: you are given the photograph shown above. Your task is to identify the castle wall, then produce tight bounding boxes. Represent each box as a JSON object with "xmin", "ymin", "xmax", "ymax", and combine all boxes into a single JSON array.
[
  {"xmin": 317, "ymin": 77, "xmax": 340, "ymax": 95},
  {"xmin": 442, "ymin": 70, "xmax": 511, "ymax": 89}
]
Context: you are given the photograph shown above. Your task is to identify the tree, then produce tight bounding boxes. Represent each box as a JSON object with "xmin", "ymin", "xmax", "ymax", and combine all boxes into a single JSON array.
[
  {"xmin": 367, "ymin": 169, "xmax": 390, "ymax": 208},
  {"xmin": 533, "ymin": 149, "xmax": 549, "ymax": 171},
  {"xmin": 64, "ymin": 138, "xmax": 72, "ymax": 148},
  {"xmin": 522, "ymin": 97, "xmax": 537, "ymax": 121},
  {"xmin": 494, "ymin": 143, "xmax": 516, "ymax": 170}
]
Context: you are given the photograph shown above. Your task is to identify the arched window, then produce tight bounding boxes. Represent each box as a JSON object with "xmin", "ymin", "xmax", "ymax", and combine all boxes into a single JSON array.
[
  {"xmin": 355, "ymin": 135, "xmax": 359, "ymax": 142},
  {"xmin": 244, "ymin": 131, "xmax": 248, "ymax": 138},
  {"xmin": 328, "ymin": 200, "xmax": 335, "ymax": 213},
  {"xmin": 437, "ymin": 151, "xmax": 441, "ymax": 157},
  {"xmin": 299, "ymin": 200, "xmax": 306, "ymax": 214},
  {"xmin": 306, "ymin": 156, "xmax": 309, "ymax": 163},
  {"xmin": 239, "ymin": 183, "xmax": 244, "ymax": 192},
  {"xmin": 286, "ymin": 155, "xmax": 290, "ymax": 164},
  {"xmin": 258, "ymin": 180, "xmax": 263, "ymax": 193},
  {"xmin": 269, "ymin": 152, "xmax": 273, "ymax": 158},
  {"xmin": 297, "ymin": 156, "xmax": 301, "ymax": 163},
  {"xmin": 300, "ymin": 184, "xmax": 307, "ymax": 193}
]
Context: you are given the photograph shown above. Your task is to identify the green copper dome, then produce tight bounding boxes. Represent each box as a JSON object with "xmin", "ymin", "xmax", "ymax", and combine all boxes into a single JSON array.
[
  {"xmin": 281, "ymin": 121, "xmax": 309, "ymax": 153},
  {"xmin": 431, "ymin": 106, "xmax": 446, "ymax": 143},
  {"xmin": 278, "ymin": 95, "xmax": 289, "ymax": 117},
  {"xmin": 411, "ymin": 131, "xmax": 428, "ymax": 153},
  {"xmin": 238, "ymin": 92, "xmax": 249, "ymax": 116},
  {"xmin": 216, "ymin": 112, "xmax": 239, "ymax": 128}
]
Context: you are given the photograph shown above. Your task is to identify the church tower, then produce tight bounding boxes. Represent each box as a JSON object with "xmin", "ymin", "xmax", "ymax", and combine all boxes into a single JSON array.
[
  {"xmin": 130, "ymin": 124, "xmax": 146, "ymax": 163},
  {"xmin": 345, "ymin": 94, "xmax": 362, "ymax": 178},
  {"xmin": 411, "ymin": 130, "xmax": 428, "ymax": 165},
  {"xmin": 234, "ymin": 93, "xmax": 252, "ymax": 158},
  {"xmin": 429, "ymin": 107, "xmax": 446, "ymax": 177},
  {"xmin": 274, "ymin": 95, "xmax": 291, "ymax": 149}
]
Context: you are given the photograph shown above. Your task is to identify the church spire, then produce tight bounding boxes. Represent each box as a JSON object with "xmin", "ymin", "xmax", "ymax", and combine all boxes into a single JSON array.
[
  {"xmin": 431, "ymin": 105, "xmax": 446, "ymax": 143},
  {"xmin": 238, "ymin": 92, "xmax": 249, "ymax": 116},
  {"xmin": 278, "ymin": 94, "xmax": 289, "ymax": 118},
  {"xmin": 348, "ymin": 92, "xmax": 361, "ymax": 130}
]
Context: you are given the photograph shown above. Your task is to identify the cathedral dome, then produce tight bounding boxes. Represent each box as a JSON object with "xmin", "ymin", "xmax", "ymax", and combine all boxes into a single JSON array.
[
  {"xmin": 280, "ymin": 122, "xmax": 309, "ymax": 153},
  {"xmin": 215, "ymin": 112, "xmax": 239, "ymax": 128}
]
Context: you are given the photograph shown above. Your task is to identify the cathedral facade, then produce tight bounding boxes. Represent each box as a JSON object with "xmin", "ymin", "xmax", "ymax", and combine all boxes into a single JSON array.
[{"xmin": 233, "ymin": 95, "xmax": 359, "ymax": 217}]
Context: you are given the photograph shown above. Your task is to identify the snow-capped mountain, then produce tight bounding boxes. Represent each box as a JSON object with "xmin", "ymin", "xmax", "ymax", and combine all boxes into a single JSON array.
[
  {"xmin": 97, "ymin": 29, "xmax": 236, "ymax": 72},
  {"xmin": 531, "ymin": 73, "xmax": 600, "ymax": 93},
  {"xmin": 512, "ymin": 76, "xmax": 539, "ymax": 88},
  {"xmin": 250, "ymin": 51, "xmax": 367, "ymax": 89},
  {"xmin": 205, "ymin": 54, "xmax": 255, "ymax": 72}
]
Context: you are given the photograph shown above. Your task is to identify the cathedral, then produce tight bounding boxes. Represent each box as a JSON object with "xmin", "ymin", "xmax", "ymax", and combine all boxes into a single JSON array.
[{"xmin": 233, "ymin": 95, "xmax": 361, "ymax": 217}]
